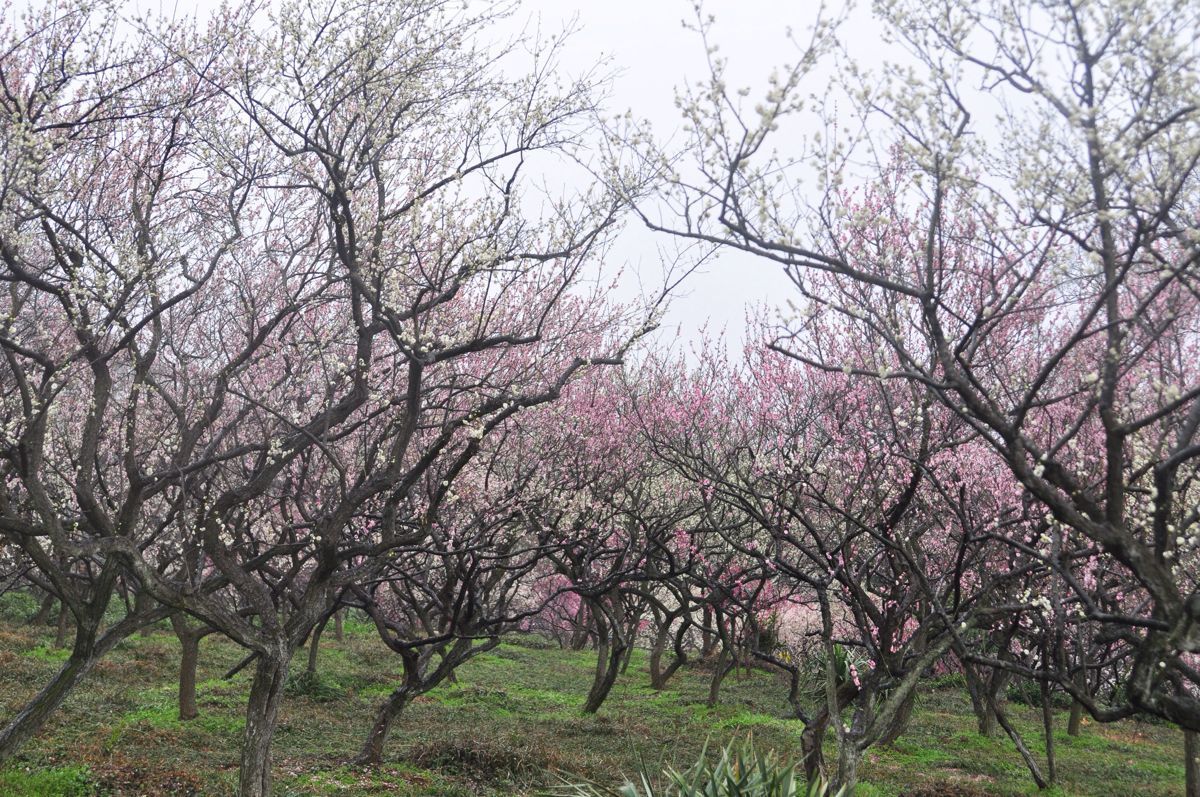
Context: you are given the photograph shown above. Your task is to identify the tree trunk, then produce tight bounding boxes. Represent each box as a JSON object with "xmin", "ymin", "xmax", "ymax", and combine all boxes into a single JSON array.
[
  {"xmin": 648, "ymin": 622, "xmax": 669, "ymax": 688},
  {"xmin": 1185, "ymin": 729, "xmax": 1199, "ymax": 797},
  {"xmin": 356, "ymin": 686, "xmax": 413, "ymax": 766},
  {"xmin": 877, "ymin": 688, "xmax": 916, "ymax": 746},
  {"xmin": 238, "ymin": 654, "xmax": 290, "ymax": 797},
  {"xmin": 30, "ymin": 593, "xmax": 55, "ymax": 626},
  {"xmin": 583, "ymin": 621, "xmax": 625, "ymax": 714},
  {"xmin": 706, "ymin": 648, "xmax": 734, "ymax": 708},
  {"xmin": 306, "ymin": 617, "xmax": 327, "ymax": 677},
  {"xmin": 991, "ymin": 693, "xmax": 1048, "ymax": 789},
  {"xmin": 569, "ymin": 602, "xmax": 591, "ymax": 651},
  {"xmin": 801, "ymin": 710, "xmax": 830, "ymax": 782},
  {"xmin": 178, "ymin": 631, "xmax": 200, "ymax": 721},
  {"xmin": 0, "ymin": 648, "xmax": 97, "ymax": 761},
  {"xmin": 834, "ymin": 736, "xmax": 861, "ymax": 795},
  {"xmin": 0, "ymin": 593, "xmax": 168, "ymax": 764},
  {"xmin": 54, "ymin": 604, "xmax": 71, "ymax": 649},
  {"xmin": 700, "ymin": 607, "xmax": 718, "ymax": 659},
  {"xmin": 1040, "ymin": 679, "xmax": 1056, "ymax": 784},
  {"xmin": 1067, "ymin": 700, "xmax": 1084, "ymax": 736},
  {"xmin": 333, "ymin": 610, "xmax": 344, "ymax": 642}
]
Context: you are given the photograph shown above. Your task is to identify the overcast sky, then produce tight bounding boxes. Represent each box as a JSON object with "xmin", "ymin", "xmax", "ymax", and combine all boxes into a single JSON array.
[{"xmin": 509, "ymin": 0, "xmax": 887, "ymax": 354}]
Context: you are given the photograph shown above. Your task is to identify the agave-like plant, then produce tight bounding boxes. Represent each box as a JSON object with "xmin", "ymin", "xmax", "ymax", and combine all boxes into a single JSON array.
[{"xmin": 548, "ymin": 738, "xmax": 847, "ymax": 797}]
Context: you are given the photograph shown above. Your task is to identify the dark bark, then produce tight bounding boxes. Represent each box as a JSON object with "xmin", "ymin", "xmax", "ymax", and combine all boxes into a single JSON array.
[
  {"xmin": 333, "ymin": 610, "xmax": 344, "ymax": 642},
  {"xmin": 649, "ymin": 618, "xmax": 687, "ymax": 690},
  {"xmin": 799, "ymin": 680, "xmax": 859, "ymax": 782},
  {"xmin": 238, "ymin": 654, "xmax": 290, "ymax": 797},
  {"xmin": 54, "ymin": 603, "xmax": 70, "ymax": 649},
  {"xmin": 177, "ymin": 629, "xmax": 201, "ymax": 721},
  {"xmin": 306, "ymin": 617, "xmax": 328, "ymax": 677},
  {"xmin": 705, "ymin": 647, "xmax": 734, "ymax": 708},
  {"xmin": 0, "ymin": 649, "xmax": 95, "ymax": 759},
  {"xmin": 0, "ymin": 604, "xmax": 170, "ymax": 762},
  {"xmin": 583, "ymin": 617, "xmax": 626, "ymax": 714},
  {"xmin": 170, "ymin": 615, "xmax": 210, "ymax": 721},
  {"xmin": 1041, "ymin": 679, "xmax": 1057, "ymax": 784},
  {"xmin": 990, "ymin": 689, "xmax": 1048, "ymax": 789},
  {"xmin": 1068, "ymin": 699, "xmax": 1084, "ymax": 736},
  {"xmin": 356, "ymin": 687, "xmax": 413, "ymax": 766},
  {"xmin": 877, "ymin": 688, "xmax": 916, "ymax": 746},
  {"xmin": 29, "ymin": 593, "xmax": 55, "ymax": 625},
  {"xmin": 1185, "ymin": 729, "xmax": 1199, "ymax": 797}
]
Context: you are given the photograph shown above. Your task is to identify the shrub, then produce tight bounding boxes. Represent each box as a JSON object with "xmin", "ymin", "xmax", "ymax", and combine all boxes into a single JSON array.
[
  {"xmin": 284, "ymin": 670, "xmax": 345, "ymax": 702},
  {"xmin": 550, "ymin": 738, "xmax": 847, "ymax": 797}
]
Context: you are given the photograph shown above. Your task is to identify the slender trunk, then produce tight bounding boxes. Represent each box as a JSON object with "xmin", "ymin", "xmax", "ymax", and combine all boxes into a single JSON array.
[
  {"xmin": 30, "ymin": 593, "xmax": 55, "ymax": 626},
  {"xmin": 178, "ymin": 632, "xmax": 200, "ymax": 721},
  {"xmin": 990, "ymin": 692, "xmax": 1048, "ymax": 789},
  {"xmin": 1040, "ymin": 679, "xmax": 1056, "ymax": 784},
  {"xmin": 700, "ymin": 607, "xmax": 717, "ymax": 659},
  {"xmin": 54, "ymin": 604, "xmax": 70, "ymax": 648},
  {"xmin": 238, "ymin": 654, "xmax": 290, "ymax": 797},
  {"xmin": 618, "ymin": 635, "xmax": 634, "ymax": 675},
  {"xmin": 170, "ymin": 615, "xmax": 204, "ymax": 721},
  {"xmin": 706, "ymin": 648, "xmax": 734, "ymax": 708},
  {"xmin": 356, "ymin": 687, "xmax": 413, "ymax": 766},
  {"xmin": 649, "ymin": 622, "xmax": 669, "ymax": 688},
  {"xmin": 333, "ymin": 610, "xmax": 344, "ymax": 642},
  {"xmin": 1185, "ymin": 729, "xmax": 1199, "ymax": 797},
  {"xmin": 306, "ymin": 618, "xmax": 327, "ymax": 677}
]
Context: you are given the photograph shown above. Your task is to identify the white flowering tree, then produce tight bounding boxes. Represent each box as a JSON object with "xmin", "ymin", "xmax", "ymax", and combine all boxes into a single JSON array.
[{"xmin": 0, "ymin": 1, "xmax": 661, "ymax": 795}]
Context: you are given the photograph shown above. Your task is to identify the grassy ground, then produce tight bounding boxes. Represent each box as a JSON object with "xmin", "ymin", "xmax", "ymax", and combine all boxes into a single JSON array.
[{"xmin": 0, "ymin": 608, "xmax": 1187, "ymax": 796}]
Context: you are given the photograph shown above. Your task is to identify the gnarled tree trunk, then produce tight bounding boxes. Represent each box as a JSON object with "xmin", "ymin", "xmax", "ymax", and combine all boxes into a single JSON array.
[{"xmin": 238, "ymin": 653, "xmax": 291, "ymax": 797}]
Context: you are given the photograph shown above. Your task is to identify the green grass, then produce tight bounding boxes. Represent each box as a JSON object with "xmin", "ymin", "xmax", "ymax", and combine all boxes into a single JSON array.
[
  {"xmin": 0, "ymin": 764, "xmax": 93, "ymax": 796},
  {"xmin": 0, "ymin": 616, "xmax": 1189, "ymax": 796}
]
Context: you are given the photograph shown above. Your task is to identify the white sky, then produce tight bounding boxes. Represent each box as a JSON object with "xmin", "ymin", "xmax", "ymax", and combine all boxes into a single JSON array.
[{"xmin": 510, "ymin": 0, "xmax": 888, "ymax": 353}]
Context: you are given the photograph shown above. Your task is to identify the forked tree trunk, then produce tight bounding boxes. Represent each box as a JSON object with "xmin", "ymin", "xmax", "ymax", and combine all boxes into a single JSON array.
[
  {"xmin": 238, "ymin": 654, "xmax": 290, "ymax": 797},
  {"xmin": 583, "ymin": 613, "xmax": 627, "ymax": 714},
  {"xmin": 649, "ymin": 620, "xmax": 687, "ymax": 690},
  {"xmin": 569, "ymin": 602, "xmax": 591, "ymax": 651}
]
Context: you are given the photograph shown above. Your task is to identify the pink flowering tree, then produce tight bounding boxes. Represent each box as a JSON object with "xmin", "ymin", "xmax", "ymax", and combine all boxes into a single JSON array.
[{"xmin": 645, "ymin": 0, "xmax": 1200, "ymax": 748}]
